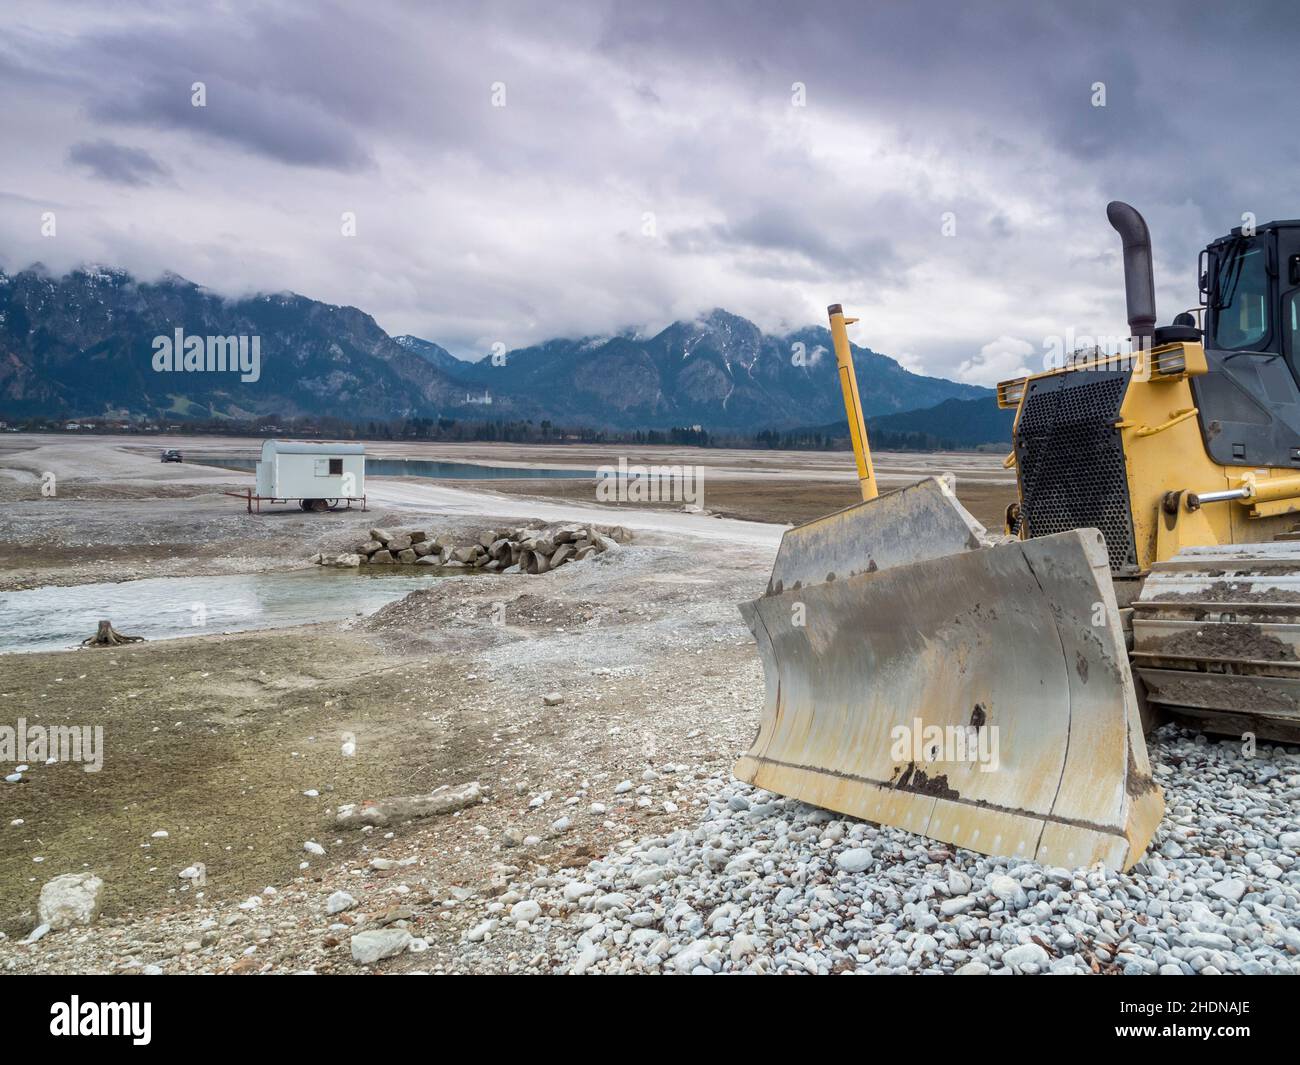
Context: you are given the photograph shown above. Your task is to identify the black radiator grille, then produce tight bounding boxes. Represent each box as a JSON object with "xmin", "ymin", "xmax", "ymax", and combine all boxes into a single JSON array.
[{"xmin": 1015, "ymin": 369, "xmax": 1137, "ymax": 573}]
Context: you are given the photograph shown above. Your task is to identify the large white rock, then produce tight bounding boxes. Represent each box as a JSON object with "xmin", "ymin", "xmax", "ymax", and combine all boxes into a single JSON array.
[
  {"xmin": 38, "ymin": 873, "xmax": 104, "ymax": 930},
  {"xmin": 350, "ymin": 928, "xmax": 413, "ymax": 965},
  {"xmin": 325, "ymin": 890, "xmax": 357, "ymax": 915},
  {"xmin": 465, "ymin": 919, "xmax": 498, "ymax": 942},
  {"xmin": 1001, "ymin": 942, "xmax": 1049, "ymax": 972},
  {"xmin": 941, "ymin": 895, "xmax": 977, "ymax": 917},
  {"xmin": 1208, "ymin": 877, "xmax": 1247, "ymax": 903},
  {"xmin": 987, "ymin": 874, "xmax": 1028, "ymax": 909},
  {"xmin": 836, "ymin": 848, "xmax": 874, "ymax": 873},
  {"xmin": 510, "ymin": 899, "xmax": 542, "ymax": 923}
]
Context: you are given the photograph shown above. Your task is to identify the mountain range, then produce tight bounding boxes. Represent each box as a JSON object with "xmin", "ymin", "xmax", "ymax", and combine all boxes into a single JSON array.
[{"xmin": 0, "ymin": 265, "xmax": 995, "ymax": 436}]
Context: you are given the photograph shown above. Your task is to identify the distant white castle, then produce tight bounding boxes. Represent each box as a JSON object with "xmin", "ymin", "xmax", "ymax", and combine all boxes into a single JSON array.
[{"xmin": 464, "ymin": 390, "xmax": 492, "ymax": 406}]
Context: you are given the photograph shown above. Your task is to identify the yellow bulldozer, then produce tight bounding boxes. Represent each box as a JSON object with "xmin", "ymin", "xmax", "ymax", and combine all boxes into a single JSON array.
[{"xmin": 738, "ymin": 202, "xmax": 1300, "ymax": 871}]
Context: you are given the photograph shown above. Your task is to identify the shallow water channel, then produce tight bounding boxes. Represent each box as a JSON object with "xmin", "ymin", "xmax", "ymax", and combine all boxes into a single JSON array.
[{"xmin": 0, "ymin": 568, "xmax": 444, "ymax": 654}]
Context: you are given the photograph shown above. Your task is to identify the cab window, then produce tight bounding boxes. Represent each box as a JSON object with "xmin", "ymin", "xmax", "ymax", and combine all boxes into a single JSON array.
[
  {"xmin": 1214, "ymin": 244, "xmax": 1270, "ymax": 350},
  {"xmin": 1287, "ymin": 290, "xmax": 1300, "ymax": 362}
]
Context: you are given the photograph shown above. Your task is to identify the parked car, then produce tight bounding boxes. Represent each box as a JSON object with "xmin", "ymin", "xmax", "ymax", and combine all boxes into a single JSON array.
[{"xmin": 161, "ymin": 449, "xmax": 183, "ymax": 463}]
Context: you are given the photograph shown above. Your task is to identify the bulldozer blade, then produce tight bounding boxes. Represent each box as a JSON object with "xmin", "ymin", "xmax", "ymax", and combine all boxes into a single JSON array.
[
  {"xmin": 764, "ymin": 475, "xmax": 987, "ymax": 595},
  {"xmin": 738, "ymin": 490, "xmax": 1163, "ymax": 871}
]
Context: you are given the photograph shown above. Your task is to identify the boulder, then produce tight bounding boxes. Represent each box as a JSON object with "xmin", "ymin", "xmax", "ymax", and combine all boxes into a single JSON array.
[
  {"xmin": 551, "ymin": 544, "xmax": 575, "ymax": 567},
  {"xmin": 412, "ymin": 541, "xmax": 433, "ymax": 557},
  {"xmin": 409, "ymin": 529, "xmax": 428, "ymax": 544},
  {"xmin": 484, "ymin": 560, "xmax": 502, "ymax": 572},
  {"xmin": 574, "ymin": 546, "xmax": 596, "ymax": 561},
  {"xmin": 478, "ymin": 529, "xmax": 498, "ymax": 549},
  {"xmin": 369, "ymin": 528, "xmax": 395, "ymax": 544},
  {"xmin": 397, "ymin": 549, "xmax": 417, "ymax": 564},
  {"xmin": 326, "ymin": 890, "xmax": 358, "ymax": 915},
  {"xmin": 333, "ymin": 553, "xmax": 363, "ymax": 567},
  {"xmin": 452, "ymin": 545, "xmax": 479, "ymax": 564},
  {"xmin": 415, "ymin": 555, "xmax": 441, "ymax": 565},
  {"xmin": 592, "ymin": 534, "xmax": 618, "ymax": 552},
  {"xmin": 371, "ymin": 550, "xmax": 395, "ymax": 564},
  {"xmin": 387, "ymin": 535, "xmax": 412, "ymax": 553},
  {"xmin": 554, "ymin": 524, "xmax": 583, "ymax": 544},
  {"xmin": 38, "ymin": 873, "xmax": 104, "ymax": 930},
  {"xmin": 336, "ymin": 781, "xmax": 484, "ymax": 828},
  {"xmin": 350, "ymin": 928, "xmax": 412, "ymax": 965},
  {"xmin": 309, "ymin": 552, "xmax": 325, "ymax": 565},
  {"xmin": 360, "ymin": 540, "xmax": 383, "ymax": 555},
  {"xmin": 489, "ymin": 538, "xmax": 511, "ymax": 560}
]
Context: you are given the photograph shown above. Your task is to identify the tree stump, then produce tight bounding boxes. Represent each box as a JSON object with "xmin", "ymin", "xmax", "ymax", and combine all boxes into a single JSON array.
[{"xmin": 81, "ymin": 619, "xmax": 144, "ymax": 647}]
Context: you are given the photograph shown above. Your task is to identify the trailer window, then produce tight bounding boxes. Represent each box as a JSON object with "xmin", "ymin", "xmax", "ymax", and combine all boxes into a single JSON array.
[{"xmin": 329, "ymin": 458, "xmax": 343, "ymax": 475}]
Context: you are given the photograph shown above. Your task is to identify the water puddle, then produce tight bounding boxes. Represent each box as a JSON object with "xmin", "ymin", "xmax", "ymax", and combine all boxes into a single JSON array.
[{"xmin": 0, "ymin": 569, "xmax": 446, "ymax": 655}]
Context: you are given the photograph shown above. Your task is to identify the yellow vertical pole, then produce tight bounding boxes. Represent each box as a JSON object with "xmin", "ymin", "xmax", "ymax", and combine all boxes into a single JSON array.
[{"xmin": 827, "ymin": 303, "xmax": 878, "ymax": 501}]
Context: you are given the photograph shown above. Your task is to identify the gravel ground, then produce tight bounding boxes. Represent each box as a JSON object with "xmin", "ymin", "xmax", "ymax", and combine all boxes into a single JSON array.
[
  {"xmin": 484, "ymin": 729, "xmax": 1300, "ymax": 975},
  {"xmin": 6, "ymin": 725, "xmax": 1296, "ymax": 975}
]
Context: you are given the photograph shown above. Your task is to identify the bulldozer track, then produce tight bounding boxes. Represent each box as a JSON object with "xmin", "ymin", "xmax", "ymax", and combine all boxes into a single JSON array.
[{"xmin": 1131, "ymin": 542, "xmax": 1300, "ymax": 743}]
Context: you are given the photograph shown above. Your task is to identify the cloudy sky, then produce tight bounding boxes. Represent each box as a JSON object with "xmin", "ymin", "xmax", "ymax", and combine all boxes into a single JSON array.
[{"xmin": 2, "ymin": 1, "xmax": 1298, "ymax": 383}]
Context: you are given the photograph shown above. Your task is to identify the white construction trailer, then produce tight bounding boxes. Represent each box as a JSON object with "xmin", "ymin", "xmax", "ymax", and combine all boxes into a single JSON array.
[{"xmin": 234, "ymin": 439, "xmax": 367, "ymax": 513}]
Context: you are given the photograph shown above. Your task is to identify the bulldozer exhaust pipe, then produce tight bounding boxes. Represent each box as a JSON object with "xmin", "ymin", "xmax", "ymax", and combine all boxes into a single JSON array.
[{"xmin": 1107, "ymin": 201, "xmax": 1157, "ymax": 350}]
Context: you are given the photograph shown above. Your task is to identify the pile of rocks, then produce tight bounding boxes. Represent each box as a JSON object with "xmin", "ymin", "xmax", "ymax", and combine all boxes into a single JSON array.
[
  {"xmin": 311, "ymin": 523, "xmax": 633, "ymax": 573},
  {"xmin": 458, "ymin": 729, "xmax": 1300, "ymax": 975}
]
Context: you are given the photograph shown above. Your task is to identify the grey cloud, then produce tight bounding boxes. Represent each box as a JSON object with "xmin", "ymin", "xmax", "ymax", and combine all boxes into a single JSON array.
[
  {"xmin": 89, "ymin": 75, "xmax": 372, "ymax": 170},
  {"xmin": 670, "ymin": 206, "xmax": 901, "ymax": 282},
  {"xmin": 67, "ymin": 140, "xmax": 170, "ymax": 185},
  {"xmin": 2, "ymin": 0, "xmax": 1299, "ymax": 380}
]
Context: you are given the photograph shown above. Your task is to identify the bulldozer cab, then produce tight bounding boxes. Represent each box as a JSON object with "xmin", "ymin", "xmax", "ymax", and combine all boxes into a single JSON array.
[
  {"xmin": 1195, "ymin": 221, "xmax": 1300, "ymax": 470},
  {"xmin": 1202, "ymin": 221, "xmax": 1300, "ymax": 358}
]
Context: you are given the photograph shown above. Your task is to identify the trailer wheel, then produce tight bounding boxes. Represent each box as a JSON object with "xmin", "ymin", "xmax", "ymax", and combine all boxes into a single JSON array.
[{"xmin": 301, "ymin": 498, "xmax": 329, "ymax": 513}]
